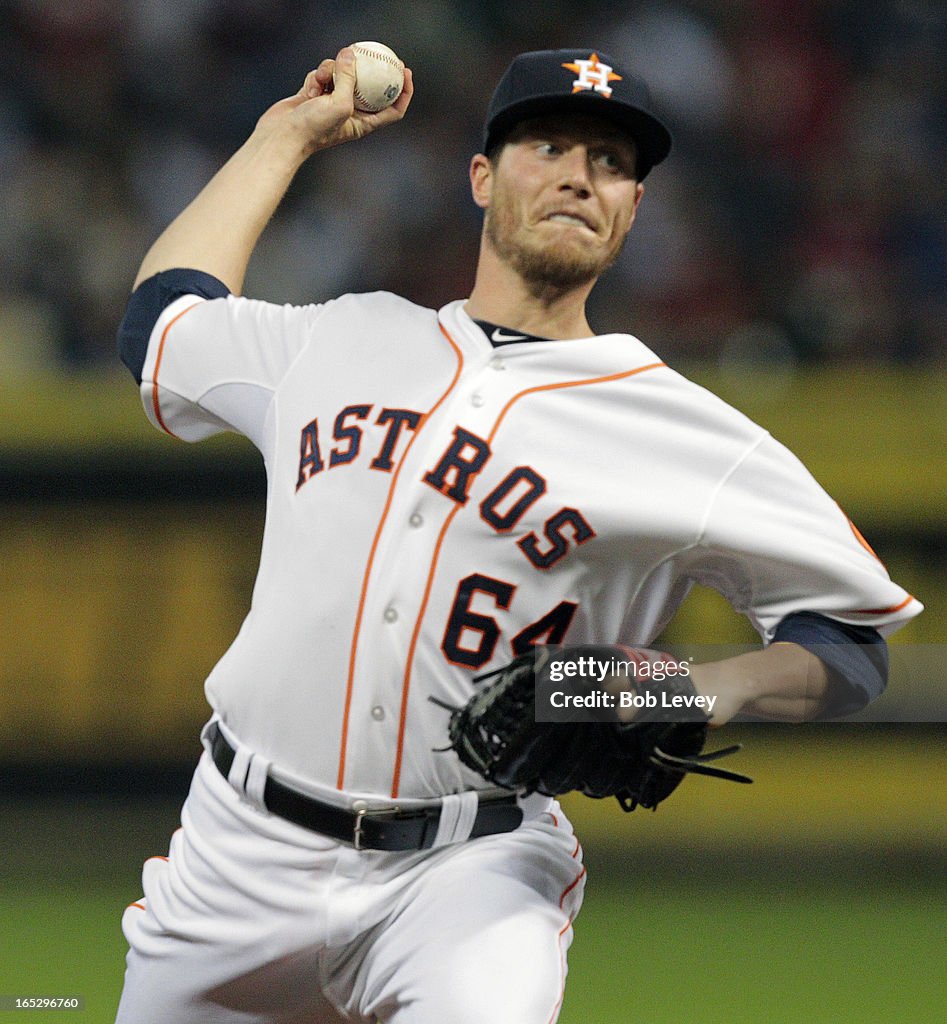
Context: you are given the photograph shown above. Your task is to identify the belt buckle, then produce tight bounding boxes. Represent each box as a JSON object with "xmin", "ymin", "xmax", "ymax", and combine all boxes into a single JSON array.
[{"xmin": 352, "ymin": 803, "xmax": 402, "ymax": 851}]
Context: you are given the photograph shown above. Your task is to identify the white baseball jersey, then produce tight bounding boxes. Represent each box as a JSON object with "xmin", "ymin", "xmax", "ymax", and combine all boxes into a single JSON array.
[{"xmin": 138, "ymin": 291, "xmax": 921, "ymax": 803}]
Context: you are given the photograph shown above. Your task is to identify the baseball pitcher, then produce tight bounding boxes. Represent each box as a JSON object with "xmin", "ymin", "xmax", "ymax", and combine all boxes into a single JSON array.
[{"xmin": 113, "ymin": 46, "xmax": 922, "ymax": 1023}]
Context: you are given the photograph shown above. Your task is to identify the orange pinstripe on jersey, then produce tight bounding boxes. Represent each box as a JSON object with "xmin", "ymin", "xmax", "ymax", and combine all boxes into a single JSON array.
[
  {"xmin": 837, "ymin": 502, "xmax": 886, "ymax": 566},
  {"xmin": 847, "ymin": 516, "xmax": 880, "ymax": 561},
  {"xmin": 336, "ymin": 322, "xmax": 465, "ymax": 790},
  {"xmin": 151, "ymin": 301, "xmax": 204, "ymax": 437},
  {"xmin": 853, "ymin": 594, "xmax": 914, "ymax": 616},
  {"xmin": 838, "ymin": 505, "xmax": 915, "ymax": 617},
  {"xmin": 389, "ymin": 351, "xmax": 666, "ymax": 797},
  {"xmin": 391, "ymin": 497, "xmax": 467, "ymax": 796}
]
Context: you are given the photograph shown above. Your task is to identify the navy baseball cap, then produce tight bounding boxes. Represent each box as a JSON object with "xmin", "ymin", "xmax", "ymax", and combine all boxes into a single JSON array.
[{"xmin": 483, "ymin": 49, "xmax": 672, "ymax": 179}]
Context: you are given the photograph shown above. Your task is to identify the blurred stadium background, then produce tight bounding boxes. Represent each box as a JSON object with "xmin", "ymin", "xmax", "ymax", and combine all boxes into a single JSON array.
[{"xmin": 0, "ymin": 1, "xmax": 944, "ymax": 1021}]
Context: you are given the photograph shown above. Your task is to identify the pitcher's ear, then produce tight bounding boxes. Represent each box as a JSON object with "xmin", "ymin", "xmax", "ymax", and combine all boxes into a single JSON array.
[{"xmin": 470, "ymin": 153, "xmax": 493, "ymax": 210}]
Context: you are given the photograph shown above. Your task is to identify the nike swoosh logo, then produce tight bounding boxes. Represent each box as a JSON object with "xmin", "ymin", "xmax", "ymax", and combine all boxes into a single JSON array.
[{"xmin": 491, "ymin": 328, "xmax": 527, "ymax": 342}]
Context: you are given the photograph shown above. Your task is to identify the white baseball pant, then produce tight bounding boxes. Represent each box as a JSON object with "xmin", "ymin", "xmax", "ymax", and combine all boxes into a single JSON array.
[{"xmin": 116, "ymin": 749, "xmax": 586, "ymax": 1023}]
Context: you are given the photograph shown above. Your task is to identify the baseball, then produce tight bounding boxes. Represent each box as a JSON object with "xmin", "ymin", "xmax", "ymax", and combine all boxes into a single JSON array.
[{"xmin": 349, "ymin": 41, "xmax": 405, "ymax": 113}]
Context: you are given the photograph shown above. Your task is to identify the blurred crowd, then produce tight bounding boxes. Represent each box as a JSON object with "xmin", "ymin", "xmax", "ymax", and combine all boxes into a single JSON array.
[{"xmin": 0, "ymin": 0, "xmax": 943, "ymax": 375}]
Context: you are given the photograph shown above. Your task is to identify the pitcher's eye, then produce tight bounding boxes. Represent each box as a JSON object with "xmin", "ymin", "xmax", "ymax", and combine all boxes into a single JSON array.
[{"xmin": 596, "ymin": 151, "xmax": 625, "ymax": 173}]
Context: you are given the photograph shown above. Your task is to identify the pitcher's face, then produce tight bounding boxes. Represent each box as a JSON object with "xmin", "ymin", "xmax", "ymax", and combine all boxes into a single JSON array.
[{"xmin": 472, "ymin": 114, "xmax": 644, "ymax": 291}]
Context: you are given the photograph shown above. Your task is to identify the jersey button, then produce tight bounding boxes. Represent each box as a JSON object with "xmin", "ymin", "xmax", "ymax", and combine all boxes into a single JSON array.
[
  {"xmin": 490, "ymin": 358, "xmax": 506, "ymax": 371},
  {"xmin": 471, "ymin": 393, "xmax": 485, "ymax": 407},
  {"xmin": 409, "ymin": 512, "xmax": 424, "ymax": 528},
  {"xmin": 384, "ymin": 607, "xmax": 398, "ymax": 623},
  {"xmin": 371, "ymin": 706, "xmax": 385, "ymax": 721}
]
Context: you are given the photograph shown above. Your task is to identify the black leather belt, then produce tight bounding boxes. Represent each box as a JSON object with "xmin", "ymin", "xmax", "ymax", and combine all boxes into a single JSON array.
[{"xmin": 208, "ymin": 722, "xmax": 523, "ymax": 851}]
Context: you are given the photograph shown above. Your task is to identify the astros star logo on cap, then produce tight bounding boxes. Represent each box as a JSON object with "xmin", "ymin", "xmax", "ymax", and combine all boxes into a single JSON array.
[
  {"xmin": 482, "ymin": 49, "xmax": 672, "ymax": 177},
  {"xmin": 561, "ymin": 53, "xmax": 622, "ymax": 97}
]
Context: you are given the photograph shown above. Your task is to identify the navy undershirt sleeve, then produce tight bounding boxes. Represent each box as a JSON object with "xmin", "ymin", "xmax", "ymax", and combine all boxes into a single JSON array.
[
  {"xmin": 117, "ymin": 269, "xmax": 232, "ymax": 384},
  {"xmin": 772, "ymin": 611, "xmax": 888, "ymax": 717}
]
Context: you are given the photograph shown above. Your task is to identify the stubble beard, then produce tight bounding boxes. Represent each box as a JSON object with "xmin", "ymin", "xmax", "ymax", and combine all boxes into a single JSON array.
[{"xmin": 484, "ymin": 199, "xmax": 626, "ymax": 298}]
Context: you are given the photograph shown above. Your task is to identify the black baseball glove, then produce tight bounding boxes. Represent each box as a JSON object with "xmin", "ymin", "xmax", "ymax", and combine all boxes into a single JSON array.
[{"xmin": 434, "ymin": 645, "xmax": 752, "ymax": 812}]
